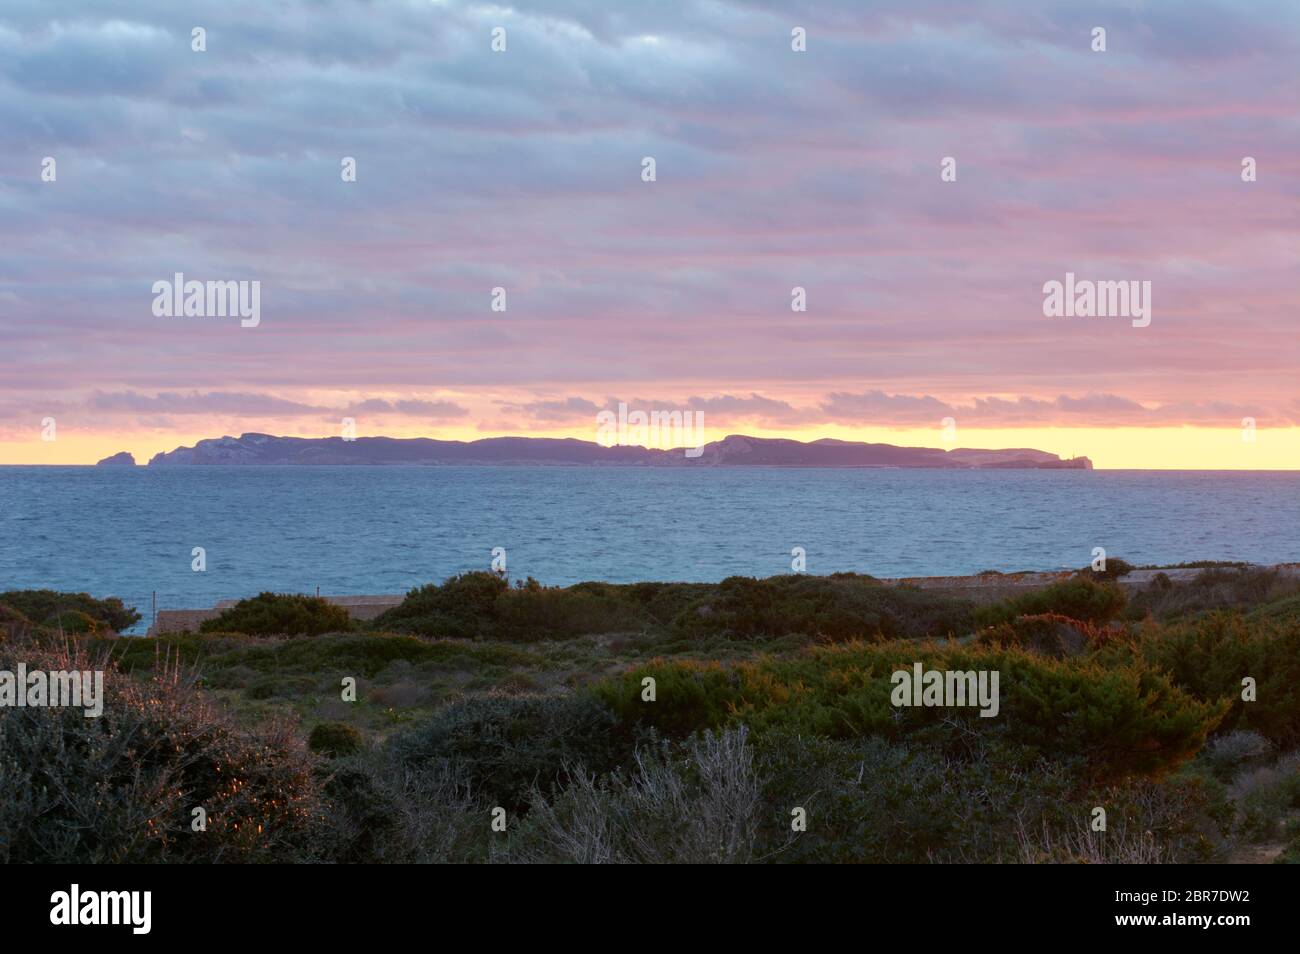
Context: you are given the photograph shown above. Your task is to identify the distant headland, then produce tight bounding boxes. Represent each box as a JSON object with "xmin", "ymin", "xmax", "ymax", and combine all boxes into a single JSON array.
[
  {"xmin": 95, "ymin": 452, "xmax": 137, "ymax": 467},
  {"xmin": 137, "ymin": 433, "xmax": 1093, "ymax": 469}
]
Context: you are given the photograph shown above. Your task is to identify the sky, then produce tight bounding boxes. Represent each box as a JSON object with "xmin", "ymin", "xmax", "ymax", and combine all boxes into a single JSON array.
[{"xmin": 1, "ymin": 0, "xmax": 1297, "ymax": 468}]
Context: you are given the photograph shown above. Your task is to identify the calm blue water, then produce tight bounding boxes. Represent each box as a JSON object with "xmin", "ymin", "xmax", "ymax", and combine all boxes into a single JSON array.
[{"xmin": 2, "ymin": 466, "xmax": 1297, "ymax": 632}]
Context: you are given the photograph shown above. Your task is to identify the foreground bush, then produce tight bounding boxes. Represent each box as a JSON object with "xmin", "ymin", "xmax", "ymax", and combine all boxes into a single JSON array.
[
  {"xmin": 592, "ymin": 641, "xmax": 1226, "ymax": 781},
  {"xmin": 0, "ymin": 643, "xmax": 325, "ymax": 863},
  {"xmin": 513, "ymin": 728, "xmax": 763, "ymax": 863},
  {"xmin": 0, "ymin": 589, "xmax": 139, "ymax": 633},
  {"xmin": 308, "ymin": 721, "xmax": 363, "ymax": 757},
  {"xmin": 389, "ymin": 692, "xmax": 648, "ymax": 813},
  {"xmin": 975, "ymin": 613, "xmax": 1112, "ymax": 658},
  {"xmin": 199, "ymin": 592, "xmax": 353, "ymax": 636},
  {"xmin": 976, "ymin": 577, "xmax": 1127, "ymax": 627},
  {"xmin": 1123, "ymin": 613, "xmax": 1300, "ymax": 748}
]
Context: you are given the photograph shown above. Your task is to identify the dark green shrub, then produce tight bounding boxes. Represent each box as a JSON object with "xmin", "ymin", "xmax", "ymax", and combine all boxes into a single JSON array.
[
  {"xmin": 49, "ymin": 609, "xmax": 99, "ymax": 635},
  {"xmin": 594, "ymin": 641, "xmax": 1225, "ymax": 781},
  {"xmin": 975, "ymin": 613, "xmax": 1110, "ymax": 658},
  {"xmin": 372, "ymin": 572, "xmax": 509, "ymax": 638},
  {"xmin": 374, "ymin": 573, "xmax": 654, "ymax": 641},
  {"xmin": 753, "ymin": 730, "xmax": 1078, "ymax": 863},
  {"xmin": 0, "ymin": 589, "xmax": 139, "ymax": 632},
  {"xmin": 1124, "ymin": 613, "xmax": 1300, "ymax": 748},
  {"xmin": 673, "ymin": 574, "xmax": 976, "ymax": 642},
  {"xmin": 492, "ymin": 578, "xmax": 650, "ymax": 640},
  {"xmin": 0, "ymin": 603, "xmax": 32, "ymax": 641},
  {"xmin": 245, "ymin": 673, "xmax": 317, "ymax": 700},
  {"xmin": 389, "ymin": 692, "xmax": 646, "ymax": 813},
  {"xmin": 1079, "ymin": 557, "xmax": 1135, "ymax": 581},
  {"xmin": 1128, "ymin": 568, "xmax": 1298, "ymax": 621},
  {"xmin": 199, "ymin": 592, "xmax": 353, "ymax": 636},
  {"xmin": 309, "ymin": 721, "xmax": 363, "ymax": 757},
  {"xmin": 976, "ymin": 577, "xmax": 1127, "ymax": 627}
]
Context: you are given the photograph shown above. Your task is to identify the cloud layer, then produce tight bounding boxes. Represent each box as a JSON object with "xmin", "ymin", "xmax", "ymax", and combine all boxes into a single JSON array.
[{"xmin": 1, "ymin": 0, "xmax": 1297, "ymax": 450}]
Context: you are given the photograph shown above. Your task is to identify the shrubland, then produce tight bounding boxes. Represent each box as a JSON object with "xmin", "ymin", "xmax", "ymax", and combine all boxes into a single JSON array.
[{"xmin": 2, "ymin": 562, "xmax": 1297, "ymax": 863}]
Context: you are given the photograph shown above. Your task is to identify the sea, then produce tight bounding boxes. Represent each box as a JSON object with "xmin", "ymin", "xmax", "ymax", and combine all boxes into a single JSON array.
[{"xmin": 2, "ymin": 466, "xmax": 1297, "ymax": 632}]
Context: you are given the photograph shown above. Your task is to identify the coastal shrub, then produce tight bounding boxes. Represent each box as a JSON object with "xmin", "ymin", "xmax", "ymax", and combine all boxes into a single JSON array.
[
  {"xmin": 375, "ymin": 574, "xmax": 655, "ymax": 641},
  {"xmin": 308, "ymin": 721, "xmax": 363, "ymax": 757},
  {"xmin": 1125, "ymin": 613, "xmax": 1300, "ymax": 748},
  {"xmin": 513, "ymin": 728, "xmax": 763, "ymax": 864},
  {"xmin": 371, "ymin": 571, "xmax": 509, "ymax": 638},
  {"xmin": 975, "ymin": 612, "xmax": 1111, "ymax": 658},
  {"xmin": 672, "ymin": 574, "xmax": 976, "ymax": 642},
  {"xmin": 318, "ymin": 754, "xmax": 485, "ymax": 863},
  {"xmin": 0, "ymin": 589, "xmax": 139, "ymax": 632},
  {"xmin": 492, "ymin": 578, "xmax": 651, "ymax": 640},
  {"xmin": 138, "ymin": 631, "xmax": 534, "ymax": 683},
  {"xmin": 622, "ymin": 581, "xmax": 715, "ymax": 624},
  {"xmin": 49, "ymin": 609, "xmax": 99, "ymax": 635},
  {"xmin": 752, "ymin": 730, "xmax": 1080, "ymax": 863},
  {"xmin": 0, "ymin": 603, "xmax": 32, "ymax": 642},
  {"xmin": 1128, "ymin": 567, "xmax": 1298, "ymax": 621},
  {"xmin": 1014, "ymin": 784, "xmax": 1219, "ymax": 864},
  {"xmin": 1078, "ymin": 557, "xmax": 1135, "ymax": 581},
  {"xmin": 199, "ymin": 592, "xmax": 353, "ymax": 637},
  {"xmin": 245, "ymin": 673, "xmax": 318, "ymax": 700},
  {"xmin": 0, "ymin": 643, "xmax": 324, "ymax": 863},
  {"xmin": 1247, "ymin": 592, "xmax": 1300, "ymax": 626},
  {"xmin": 389, "ymin": 692, "xmax": 646, "ymax": 813},
  {"xmin": 593, "ymin": 642, "xmax": 1225, "ymax": 781},
  {"xmin": 1202, "ymin": 730, "xmax": 1272, "ymax": 780},
  {"xmin": 976, "ymin": 577, "xmax": 1127, "ymax": 627},
  {"xmin": 373, "ymin": 572, "xmax": 976, "ymax": 642}
]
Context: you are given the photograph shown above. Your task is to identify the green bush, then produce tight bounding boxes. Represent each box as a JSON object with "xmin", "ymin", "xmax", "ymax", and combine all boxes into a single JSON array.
[
  {"xmin": 0, "ymin": 589, "xmax": 139, "ymax": 632},
  {"xmin": 491, "ymin": 577, "xmax": 651, "ymax": 640},
  {"xmin": 309, "ymin": 721, "xmax": 363, "ymax": 757},
  {"xmin": 976, "ymin": 577, "xmax": 1127, "ymax": 627},
  {"xmin": 672, "ymin": 574, "xmax": 976, "ymax": 642},
  {"xmin": 373, "ymin": 572, "xmax": 977, "ymax": 643},
  {"xmin": 975, "ymin": 613, "xmax": 1110, "ymax": 658},
  {"xmin": 752, "ymin": 730, "xmax": 1080, "ymax": 863},
  {"xmin": 1128, "ymin": 568, "xmax": 1298, "ymax": 621},
  {"xmin": 593, "ymin": 641, "xmax": 1225, "ymax": 781},
  {"xmin": 199, "ymin": 592, "xmax": 353, "ymax": 636},
  {"xmin": 389, "ymin": 692, "xmax": 647, "ymax": 813},
  {"xmin": 1123, "ymin": 613, "xmax": 1300, "ymax": 748},
  {"xmin": 372, "ymin": 572, "xmax": 509, "ymax": 638},
  {"xmin": 1078, "ymin": 557, "xmax": 1135, "ymax": 581},
  {"xmin": 0, "ymin": 642, "xmax": 325, "ymax": 863},
  {"xmin": 49, "ymin": 609, "xmax": 99, "ymax": 635},
  {"xmin": 374, "ymin": 573, "xmax": 654, "ymax": 641},
  {"xmin": 0, "ymin": 603, "xmax": 32, "ymax": 641}
]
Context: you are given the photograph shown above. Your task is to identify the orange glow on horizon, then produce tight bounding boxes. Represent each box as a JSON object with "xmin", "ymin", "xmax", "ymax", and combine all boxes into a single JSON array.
[{"xmin": 2, "ymin": 425, "xmax": 1297, "ymax": 470}]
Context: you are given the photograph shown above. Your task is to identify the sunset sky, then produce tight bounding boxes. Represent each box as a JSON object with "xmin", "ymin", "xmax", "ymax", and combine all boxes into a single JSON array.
[{"xmin": 1, "ymin": 0, "xmax": 1297, "ymax": 468}]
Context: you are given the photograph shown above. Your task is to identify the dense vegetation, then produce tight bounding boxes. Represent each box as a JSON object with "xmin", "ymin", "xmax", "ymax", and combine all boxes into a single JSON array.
[
  {"xmin": 1, "ymin": 563, "xmax": 1298, "ymax": 863},
  {"xmin": 0, "ymin": 589, "xmax": 139, "ymax": 634},
  {"xmin": 199, "ymin": 592, "xmax": 354, "ymax": 637}
]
